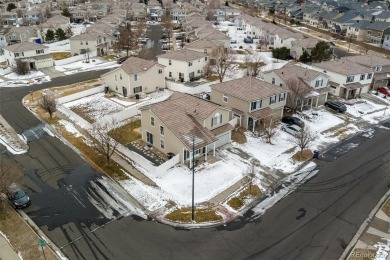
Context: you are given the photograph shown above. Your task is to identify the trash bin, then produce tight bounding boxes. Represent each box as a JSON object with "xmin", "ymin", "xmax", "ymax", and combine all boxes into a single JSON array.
[
  {"xmin": 104, "ymin": 86, "xmax": 109, "ymax": 93},
  {"xmin": 135, "ymin": 94, "xmax": 140, "ymax": 99},
  {"xmin": 313, "ymin": 150, "xmax": 319, "ymax": 159}
]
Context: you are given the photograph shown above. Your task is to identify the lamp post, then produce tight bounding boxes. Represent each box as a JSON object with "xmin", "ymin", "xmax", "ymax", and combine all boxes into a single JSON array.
[{"xmin": 191, "ymin": 135, "xmax": 195, "ymax": 223}]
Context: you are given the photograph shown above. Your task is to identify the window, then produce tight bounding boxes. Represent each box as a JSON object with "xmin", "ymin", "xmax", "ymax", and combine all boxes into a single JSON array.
[
  {"xmin": 204, "ymin": 49, "xmax": 207, "ymax": 53},
  {"xmin": 270, "ymin": 95, "xmax": 276, "ymax": 104},
  {"xmin": 160, "ymin": 140, "xmax": 165, "ymax": 149},
  {"xmin": 169, "ymin": 60, "xmax": 172, "ymax": 65},
  {"xmin": 134, "ymin": 74, "xmax": 138, "ymax": 81},
  {"xmin": 279, "ymin": 83, "xmax": 283, "ymax": 87},
  {"xmin": 205, "ymin": 57, "xmax": 208, "ymax": 61},
  {"xmin": 169, "ymin": 72, "xmax": 172, "ymax": 77},
  {"xmin": 250, "ymin": 100, "xmax": 262, "ymax": 111},
  {"xmin": 211, "ymin": 113, "xmax": 222, "ymax": 127},
  {"xmin": 120, "ymin": 73, "xmax": 122, "ymax": 80},
  {"xmin": 158, "ymin": 69, "xmax": 163, "ymax": 74},
  {"xmin": 146, "ymin": 132, "xmax": 153, "ymax": 144},
  {"xmin": 272, "ymin": 77, "xmax": 275, "ymax": 84},
  {"xmin": 346, "ymin": 76, "xmax": 354, "ymax": 83},
  {"xmin": 360, "ymin": 74, "xmax": 365, "ymax": 81},
  {"xmin": 86, "ymin": 41, "xmax": 88, "ymax": 45},
  {"xmin": 115, "ymin": 74, "xmax": 117, "ymax": 81},
  {"xmin": 375, "ymin": 66, "xmax": 382, "ymax": 72},
  {"xmin": 151, "ymin": 116, "xmax": 155, "ymax": 126},
  {"xmin": 279, "ymin": 93, "xmax": 286, "ymax": 101},
  {"xmin": 367, "ymin": 73, "xmax": 372, "ymax": 79},
  {"xmin": 160, "ymin": 126, "xmax": 164, "ymax": 135},
  {"xmin": 36, "ymin": 49, "xmax": 44, "ymax": 54},
  {"xmin": 115, "ymin": 85, "xmax": 118, "ymax": 90},
  {"xmin": 80, "ymin": 41, "xmax": 83, "ymax": 45},
  {"xmin": 223, "ymin": 94, "xmax": 228, "ymax": 103},
  {"xmin": 188, "ymin": 62, "xmax": 192, "ymax": 66},
  {"xmin": 134, "ymin": 86, "xmax": 142, "ymax": 93},
  {"xmin": 14, "ymin": 53, "xmax": 19, "ymax": 57},
  {"xmin": 315, "ymin": 79, "xmax": 323, "ymax": 87}
]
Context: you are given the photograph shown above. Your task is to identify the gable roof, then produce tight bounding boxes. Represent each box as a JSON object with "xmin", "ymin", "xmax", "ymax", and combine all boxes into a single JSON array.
[
  {"xmin": 211, "ymin": 77, "xmax": 288, "ymax": 102},
  {"xmin": 4, "ymin": 42, "xmax": 48, "ymax": 52},
  {"xmin": 70, "ymin": 31, "xmax": 113, "ymax": 41},
  {"xmin": 185, "ymin": 38, "xmax": 222, "ymax": 49},
  {"xmin": 121, "ymin": 57, "xmax": 159, "ymax": 75},
  {"xmin": 141, "ymin": 92, "xmax": 221, "ymax": 150},
  {"xmin": 312, "ymin": 59, "xmax": 373, "ymax": 75},
  {"xmin": 270, "ymin": 64, "xmax": 326, "ymax": 86},
  {"xmin": 341, "ymin": 54, "xmax": 390, "ymax": 67},
  {"xmin": 157, "ymin": 49, "xmax": 207, "ymax": 61}
]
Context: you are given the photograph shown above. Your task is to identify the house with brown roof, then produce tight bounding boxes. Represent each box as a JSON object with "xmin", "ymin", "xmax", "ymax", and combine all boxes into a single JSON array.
[
  {"xmin": 157, "ymin": 49, "xmax": 208, "ymax": 82},
  {"xmin": 210, "ymin": 77, "xmax": 289, "ymax": 132},
  {"xmin": 290, "ymin": 38, "xmax": 320, "ymax": 60},
  {"xmin": 185, "ymin": 39, "xmax": 222, "ymax": 54},
  {"xmin": 4, "ymin": 42, "xmax": 53, "ymax": 69},
  {"xmin": 305, "ymin": 59, "xmax": 374, "ymax": 99},
  {"xmin": 341, "ymin": 55, "xmax": 390, "ymax": 89},
  {"xmin": 140, "ymin": 92, "xmax": 233, "ymax": 165},
  {"xmin": 38, "ymin": 15, "xmax": 70, "ymax": 39},
  {"xmin": 263, "ymin": 64, "xmax": 330, "ymax": 110},
  {"xmin": 69, "ymin": 31, "xmax": 115, "ymax": 56},
  {"xmin": 101, "ymin": 57, "xmax": 165, "ymax": 98}
]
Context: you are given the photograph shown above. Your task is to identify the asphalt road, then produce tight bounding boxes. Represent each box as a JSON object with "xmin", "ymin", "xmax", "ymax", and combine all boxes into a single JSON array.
[
  {"xmin": 0, "ymin": 72, "xmax": 389, "ymax": 260},
  {"xmin": 138, "ymin": 25, "xmax": 164, "ymax": 61}
]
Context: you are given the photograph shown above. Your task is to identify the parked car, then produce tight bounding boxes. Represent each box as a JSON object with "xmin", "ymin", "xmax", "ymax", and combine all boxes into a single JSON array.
[
  {"xmin": 281, "ymin": 116, "xmax": 305, "ymax": 127},
  {"xmin": 324, "ymin": 101, "xmax": 347, "ymax": 113},
  {"xmin": 117, "ymin": 56, "xmax": 129, "ymax": 64},
  {"xmin": 378, "ymin": 87, "xmax": 390, "ymax": 96},
  {"xmin": 7, "ymin": 184, "xmax": 31, "ymax": 209},
  {"xmin": 281, "ymin": 124, "xmax": 302, "ymax": 136},
  {"xmin": 243, "ymin": 37, "xmax": 253, "ymax": 43}
]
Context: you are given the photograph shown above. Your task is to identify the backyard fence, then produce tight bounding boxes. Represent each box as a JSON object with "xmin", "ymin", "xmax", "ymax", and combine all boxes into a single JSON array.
[
  {"xmin": 57, "ymin": 105, "xmax": 92, "ymax": 129},
  {"xmin": 54, "ymin": 51, "xmax": 98, "ymax": 66},
  {"xmin": 57, "ymin": 86, "xmax": 104, "ymax": 105},
  {"xmin": 166, "ymin": 81, "xmax": 213, "ymax": 95}
]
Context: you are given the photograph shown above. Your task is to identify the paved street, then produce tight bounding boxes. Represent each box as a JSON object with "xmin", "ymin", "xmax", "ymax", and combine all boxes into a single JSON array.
[
  {"xmin": 0, "ymin": 72, "xmax": 389, "ymax": 259},
  {"xmin": 138, "ymin": 25, "xmax": 164, "ymax": 61}
]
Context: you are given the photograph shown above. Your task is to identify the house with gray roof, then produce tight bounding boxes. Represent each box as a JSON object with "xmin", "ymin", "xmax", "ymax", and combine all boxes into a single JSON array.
[
  {"xmin": 140, "ymin": 92, "xmax": 233, "ymax": 166},
  {"xmin": 101, "ymin": 57, "xmax": 165, "ymax": 98},
  {"xmin": 364, "ymin": 21, "xmax": 390, "ymax": 46},
  {"xmin": 210, "ymin": 77, "xmax": 289, "ymax": 131},
  {"xmin": 69, "ymin": 31, "xmax": 115, "ymax": 56},
  {"xmin": 4, "ymin": 42, "xmax": 53, "ymax": 69}
]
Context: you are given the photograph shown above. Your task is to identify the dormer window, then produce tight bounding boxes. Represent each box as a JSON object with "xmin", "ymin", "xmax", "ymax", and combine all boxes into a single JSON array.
[
  {"xmin": 375, "ymin": 66, "xmax": 382, "ymax": 72},
  {"xmin": 211, "ymin": 113, "xmax": 222, "ymax": 127}
]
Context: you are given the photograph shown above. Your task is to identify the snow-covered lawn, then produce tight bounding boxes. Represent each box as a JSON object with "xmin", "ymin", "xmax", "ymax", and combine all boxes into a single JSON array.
[
  {"xmin": 4, "ymin": 70, "xmax": 45, "ymax": 80},
  {"xmin": 216, "ymin": 22, "xmax": 257, "ymax": 51},
  {"xmin": 55, "ymin": 59, "xmax": 119, "ymax": 75},
  {"xmin": 59, "ymin": 119, "xmax": 82, "ymax": 137},
  {"xmin": 71, "ymin": 23, "xmax": 86, "ymax": 35},
  {"xmin": 44, "ymin": 39, "xmax": 70, "ymax": 52},
  {"xmin": 346, "ymin": 100, "xmax": 386, "ymax": 117}
]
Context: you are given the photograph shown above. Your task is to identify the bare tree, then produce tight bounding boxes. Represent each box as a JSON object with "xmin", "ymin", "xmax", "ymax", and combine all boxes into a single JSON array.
[
  {"xmin": 39, "ymin": 92, "xmax": 57, "ymax": 118},
  {"xmin": 135, "ymin": 19, "xmax": 147, "ymax": 39},
  {"xmin": 14, "ymin": 60, "xmax": 30, "ymax": 75},
  {"xmin": 116, "ymin": 25, "xmax": 137, "ymax": 57},
  {"xmin": 292, "ymin": 126, "xmax": 315, "ymax": 156},
  {"xmin": 85, "ymin": 47, "xmax": 91, "ymax": 62},
  {"xmin": 0, "ymin": 156, "xmax": 23, "ymax": 208},
  {"xmin": 259, "ymin": 116, "xmax": 278, "ymax": 144},
  {"xmin": 202, "ymin": 62, "xmax": 213, "ymax": 79},
  {"xmin": 85, "ymin": 119, "xmax": 123, "ymax": 165},
  {"xmin": 257, "ymin": 33, "xmax": 270, "ymax": 51},
  {"xmin": 209, "ymin": 45, "xmax": 235, "ymax": 82},
  {"xmin": 285, "ymin": 78, "xmax": 312, "ymax": 112},
  {"xmin": 45, "ymin": 6, "xmax": 52, "ymax": 18},
  {"xmin": 161, "ymin": 11, "xmax": 174, "ymax": 51},
  {"xmin": 16, "ymin": 9, "xmax": 23, "ymax": 19},
  {"xmin": 244, "ymin": 54, "xmax": 264, "ymax": 77}
]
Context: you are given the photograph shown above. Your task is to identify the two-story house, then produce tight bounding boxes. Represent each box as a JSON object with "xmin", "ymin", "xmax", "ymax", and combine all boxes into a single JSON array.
[
  {"xmin": 69, "ymin": 31, "xmax": 115, "ymax": 56},
  {"xmin": 157, "ymin": 49, "xmax": 208, "ymax": 82},
  {"xmin": 140, "ymin": 92, "xmax": 233, "ymax": 166},
  {"xmin": 263, "ymin": 64, "xmax": 330, "ymax": 110},
  {"xmin": 38, "ymin": 15, "xmax": 71, "ymax": 39},
  {"xmin": 290, "ymin": 38, "xmax": 320, "ymax": 60},
  {"xmin": 305, "ymin": 60, "xmax": 374, "ymax": 99},
  {"xmin": 170, "ymin": 8, "xmax": 187, "ymax": 21},
  {"xmin": 341, "ymin": 55, "xmax": 390, "ymax": 89},
  {"xmin": 365, "ymin": 21, "xmax": 390, "ymax": 46},
  {"xmin": 101, "ymin": 57, "xmax": 165, "ymax": 98},
  {"xmin": 4, "ymin": 42, "xmax": 53, "ymax": 69},
  {"xmin": 210, "ymin": 77, "xmax": 289, "ymax": 132},
  {"xmin": 4, "ymin": 27, "xmax": 37, "ymax": 45}
]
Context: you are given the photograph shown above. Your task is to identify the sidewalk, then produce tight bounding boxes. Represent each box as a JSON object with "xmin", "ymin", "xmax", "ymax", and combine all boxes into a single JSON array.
[
  {"xmin": 0, "ymin": 114, "xmax": 29, "ymax": 154},
  {"xmin": 0, "ymin": 235, "xmax": 19, "ymax": 260}
]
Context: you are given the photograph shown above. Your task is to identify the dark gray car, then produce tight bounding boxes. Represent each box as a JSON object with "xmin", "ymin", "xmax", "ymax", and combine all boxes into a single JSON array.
[{"xmin": 7, "ymin": 184, "xmax": 31, "ymax": 209}]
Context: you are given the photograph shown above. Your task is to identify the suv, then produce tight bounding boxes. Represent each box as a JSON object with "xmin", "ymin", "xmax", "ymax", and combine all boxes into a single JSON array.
[
  {"xmin": 281, "ymin": 116, "xmax": 305, "ymax": 127},
  {"xmin": 7, "ymin": 184, "xmax": 31, "ymax": 209},
  {"xmin": 325, "ymin": 101, "xmax": 347, "ymax": 113}
]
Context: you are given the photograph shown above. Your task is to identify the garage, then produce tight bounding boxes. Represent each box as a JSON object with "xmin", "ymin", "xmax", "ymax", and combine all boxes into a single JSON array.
[{"xmin": 214, "ymin": 131, "xmax": 231, "ymax": 148}]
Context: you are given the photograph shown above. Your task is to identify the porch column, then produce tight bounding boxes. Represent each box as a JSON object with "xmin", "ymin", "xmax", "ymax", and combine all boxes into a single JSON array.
[
  {"xmin": 345, "ymin": 88, "xmax": 349, "ymax": 100},
  {"xmin": 252, "ymin": 119, "xmax": 255, "ymax": 132},
  {"xmin": 205, "ymin": 146, "xmax": 208, "ymax": 161},
  {"xmin": 213, "ymin": 142, "xmax": 216, "ymax": 157},
  {"xmin": 301, "ymin": 100, "xmax": 304, "ymax": 111},
  {"xmin": 315, "ymin": 96, "xmax": 319, "ymax": 108},
  {"xmin": 189, "ymin": 152, "xmax": 193, "ymax": 168}
]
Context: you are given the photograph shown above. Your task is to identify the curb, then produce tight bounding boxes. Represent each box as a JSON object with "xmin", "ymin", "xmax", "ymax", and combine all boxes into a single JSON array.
[{"xmin": 339, "ymin": 190, "xmax": 390, "ymax": 260}]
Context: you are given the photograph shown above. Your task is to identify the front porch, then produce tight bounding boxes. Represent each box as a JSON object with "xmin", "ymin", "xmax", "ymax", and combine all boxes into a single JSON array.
[
  {"xmin": 341, "ymin": 83, "xmax": 364, "ymax": 100},
  {"xmin": 247, "ymin": 107, "xmax": 273, "ymax": 132}
]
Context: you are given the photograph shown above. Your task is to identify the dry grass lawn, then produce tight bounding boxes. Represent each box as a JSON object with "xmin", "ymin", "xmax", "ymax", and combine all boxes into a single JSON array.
[
  {"xmin": 382, "ymin": 199, "xmax": 390, "ymax": 218},
  {"xmin": 331, "ymin": 127, "xmax": 354, "ymax": 138},
  {"xmin": 206, "ymin": 75, "xmax": 220, "ymax": 82},
  {"xmin": 292, "ymin": 149, "xmax": 313, "ymax": 161},
  {"xmin": 0, "ymin": 202, "xmax": 57, "ymax": 260},
  {"xmin": 231, "ymin": 127, "xmax": 247, "ymax": 144},
  {"xmin": 51, "ymin": 52, "xmax": 71, "ymax": 60},
  {"xmin": 227, "ymin": 185, "xmax": 261, "ymax": 210},
  {"xmin": 348, "ymin": 248, "xmax": 376, "ymax": 260},
  {"xmin": 109, "ymin": 119, "xmax": 141, "ymax": 145},
  {"xmin": 165, "ymin": 208, "xmax": 222, "ymax": 223},
  {"xmin": 102, "ymin": 55, "xmax": 118, "ymax": 61}
]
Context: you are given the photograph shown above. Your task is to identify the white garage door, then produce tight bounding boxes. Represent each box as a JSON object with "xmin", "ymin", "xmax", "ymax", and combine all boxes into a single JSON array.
[{"xmin": 215, "ymin": 131, "xmax": 231, "ymax": 148}]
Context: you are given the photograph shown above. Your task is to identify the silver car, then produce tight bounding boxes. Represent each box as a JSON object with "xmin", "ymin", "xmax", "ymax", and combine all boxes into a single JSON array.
[{"xmin": 281, "ymin": 124, "xmax": 302, "ymax": 136}]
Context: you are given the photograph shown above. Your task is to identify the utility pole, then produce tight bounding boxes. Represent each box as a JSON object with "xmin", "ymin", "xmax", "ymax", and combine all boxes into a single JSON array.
[{"xmin": 192, "ymin": 135, "xmax": 195, "ymax": 223}]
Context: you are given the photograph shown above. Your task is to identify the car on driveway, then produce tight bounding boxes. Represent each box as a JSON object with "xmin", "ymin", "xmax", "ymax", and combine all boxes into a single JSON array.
[
  {"xmin": 7, "ymin": 184, "xmax": 31, "ymax": 209},
  {"xmin": 324, "ymin": 101, "xmax": 347, "ymax": 113},
  {"xmin": 281, "ymin": 124, "xmax": 302, "ymax": 136},
  {"xmin": 281, "ymin": 116, "xmax": 305, "ymax": 127},
  {"xmin": 378, "ymin": 87, "xmax": 390, "ymax": 96},
  {"xmin": 117, "ymin": 57, "xmax": 129, "ymax": 64}
]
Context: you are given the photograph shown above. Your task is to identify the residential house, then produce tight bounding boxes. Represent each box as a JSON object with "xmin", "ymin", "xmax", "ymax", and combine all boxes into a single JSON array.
[
  {"xmin": 170, "ymin": 7, "xmax": 187, "ymax": 21},
  {"xmin": 38, "ymin": 15, "xmax": 71, "ymax": 39},
  {"xmin": 263, "ymin": 64, "xmax": 330, "ymax": 110},
  {"xmin": 383, "ymin": 34, "xmax": 390, "ymax": 50},
  {"xmin": 364, "ymin": 21, "xmax": 390, "ymax": 46},
  {"xmin": 210, "ymin": 77, "xmax": 289, "ymax": 132},
  {"xmin": 23, "ymin": 9, "xmax": 40, "ymax": 25},
  {"xmin": 346, "ymin": 20, "xmax": 370, "ymax": 41},
  {"xmin": 157, "ymin": 49, "xmax": 208, "ymax": 82},
  {"xmin": 4, "ymin": 27, "xmax": 37, "ymax": 45},
  {"xmin": 290, "ymin": 38, "xmax": 320, "ymax": 60},
  {"xmin": 273, "ymin": 29, "xmax": 305, "ymax": 49},
  {"xmin": 101, "ymin": 57, "xmax": 165, "ymax": 98},
  {"xmin": 69, "ymin": 31, "xmax": 115, "ymax": 56},
  {"xmin": 185, "ymin": 39, "xmax": 222, "ymax": 54},
  {"xmin": 1, "ymin": 12, "xmax": 18, "ymax": 26},
  {"xmin": 305, "ymin": 60, "xmax": 374, "ymax": 99},
  {"xmin": 4, "ymin": 42, "xmax": 53, "ymax": 69},
  {"xmin": 331, "ymin": 12, "xmax": 362, "ymax": 35},
  {"xmin": 341, "ymin": 54, "xmax": 390, "ymax": 89},
  {"xmin": 140, "ymin": 92, "xmax": 233, "ymax": 165}
]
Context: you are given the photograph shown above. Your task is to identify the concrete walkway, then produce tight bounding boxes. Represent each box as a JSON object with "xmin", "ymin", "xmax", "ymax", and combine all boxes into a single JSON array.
[
  {"xmin": 40, "ymin": 67, "xmax": 65, "ymax": 79},
  {"xmin": 0, "ymin": 235, "xmax": 19, "ymax": 260},
  {"xmin": 0, "ymin": 114, "xmax": 29, "ymax": 154}
]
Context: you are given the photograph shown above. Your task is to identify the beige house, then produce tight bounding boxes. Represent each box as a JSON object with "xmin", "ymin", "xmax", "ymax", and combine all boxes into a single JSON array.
[
  {"xmin": 38, "ymin": 15, "xmax": 70, "ymax": 38},
  {"xmin": 101, "ymin": 57, "xmax": 165, "ymax": 98},
  {"xmin": 4, "ymin": 42, "xmax": 53, "ymax": 69},
  {"xmin": 211, "ymin": 77, "xmax": 289, "ymax": 132},
  {"xmin": 263, "ymin": 64, "xmax": 330, "ymax": 110},
  {"xmin": 140, "ymin": 92, "xmax": 233, "ymax": 165},
  {"xmin": 69, "ymin": 31, "xmax": 115, "ymax": 56},
  {"xmin": 185, "ymin": 39, "xmax": 221, "ymax": 54},
  {"xmin": 157, "ymin": 49, "xmax": 208, "ymax": 82},
  {"xmin": 290, "ymin": 38, "xmax": 319, "ymax": 60}
]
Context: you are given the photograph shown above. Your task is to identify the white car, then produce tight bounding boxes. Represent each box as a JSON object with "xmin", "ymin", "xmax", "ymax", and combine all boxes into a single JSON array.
[{"xmin": 281, "ymin": 124, "xmax": 302, "ymax": 136}]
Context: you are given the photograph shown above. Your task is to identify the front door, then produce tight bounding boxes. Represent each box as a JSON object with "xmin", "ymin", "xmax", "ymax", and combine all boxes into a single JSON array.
[
  {"xmin": 146, "ymin": 132, "xmax": 153, "ymax": 145},
  {"xmin": 248, "ymin": 117, "xmax": 254, "ymax": 128},
  {"xmin": 122, "ymin": 86, "xmax": 127, "ymax": 97}
]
